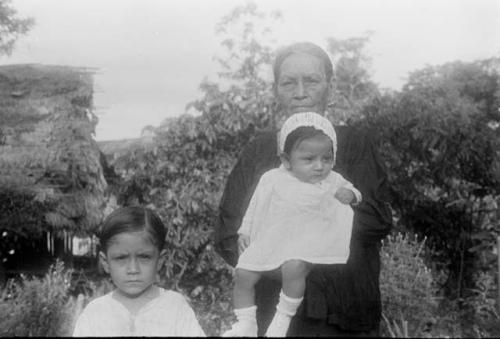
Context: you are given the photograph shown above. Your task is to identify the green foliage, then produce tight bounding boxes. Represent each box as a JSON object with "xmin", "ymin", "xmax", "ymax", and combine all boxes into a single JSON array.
[
  {"xmin": 0, "ymin": 261, "xmax": 75, "ymax": 336},
  {"xmin": 380, "ymin": 233, "xmax": 438, "ymax": 337},
  {"xmin": 214, "ymin": 1, "xmax": 280, "ymax": 88},
  {"xmin": 0, "ymin": 0, "xmax": 34, "ymax": 56},
  {"xmin": 460, "ymin": 271, "xmax": 500, "ymax": 337},
  {"xmin": 360, "ymin": 59, "xmax": 500, "ymax": 295},
  {"xmin": 185, "ymin": 269, "xmax": 235, "ymax": 336},
  {"xmin": 326, "ymin": 33, "xmax": 380, "ymax": 123},
  {"xmin": 190, "ymin": 0, "xmax": 279, "ymax": 131}
]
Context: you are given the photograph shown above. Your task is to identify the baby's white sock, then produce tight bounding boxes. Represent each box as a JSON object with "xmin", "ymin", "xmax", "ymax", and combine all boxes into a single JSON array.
[
  {"xmin": 265, "ymin": 291, "xmax": 303, "ymax": 337},
  {"xmin": 223, "ymin": 305, "xmax": 258, "ymax": 337}
]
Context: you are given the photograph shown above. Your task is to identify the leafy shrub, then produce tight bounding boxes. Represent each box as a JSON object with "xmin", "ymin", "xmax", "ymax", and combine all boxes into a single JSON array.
[
  {"xmin": 186, "ymin": 270, "xmax": 235, "ymax": 336},
  {"xmin": 0, "ymin": 260, "xmax": 75, "ymax": 336},
  {"xmin": 361, "ymin": 59, "xmax": 500, "ymax": 295}
]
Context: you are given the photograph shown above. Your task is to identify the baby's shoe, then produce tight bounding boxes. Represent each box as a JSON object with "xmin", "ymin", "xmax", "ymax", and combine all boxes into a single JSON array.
[
  {"xmin": 265, "ymin": 291, "xmax": 303, "ymax": 337},
  {"xmin": 223, "ymin": 320, "xmax": 258, "ymax": 337},
  {"xmin": 265, "ymin": 312, "xmax": 292, "ymax": 337}
]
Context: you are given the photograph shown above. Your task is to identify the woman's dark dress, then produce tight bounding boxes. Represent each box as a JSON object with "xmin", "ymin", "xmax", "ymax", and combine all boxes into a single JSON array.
[{"xmin": 215, "ymin": 126, "xmax": 393, "ymax": 336}]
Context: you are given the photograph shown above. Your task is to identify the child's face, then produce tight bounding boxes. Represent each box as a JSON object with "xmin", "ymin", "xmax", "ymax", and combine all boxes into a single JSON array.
[
  {"xmin": 100, "ymin": 231, "xmax": 165, "ymax": 299},
  {"xmin": 282, "ymin": 134, "xmax": 334, "ymax": 184}
]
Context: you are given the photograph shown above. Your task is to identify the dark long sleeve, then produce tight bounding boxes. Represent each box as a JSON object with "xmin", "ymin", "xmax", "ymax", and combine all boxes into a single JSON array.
[
  {"xmin": 334, "ymin": 126, "xmax": 393, "ymax": 244},
  {"xmin": 214, "ymin": 140, "xmax": 256, "ymax": 267}
]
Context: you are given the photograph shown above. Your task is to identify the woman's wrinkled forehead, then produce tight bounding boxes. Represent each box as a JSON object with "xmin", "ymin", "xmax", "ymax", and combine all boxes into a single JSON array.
[{"xmin": 273, "ymin": 43, "xmax": 333, "ymax": 82}]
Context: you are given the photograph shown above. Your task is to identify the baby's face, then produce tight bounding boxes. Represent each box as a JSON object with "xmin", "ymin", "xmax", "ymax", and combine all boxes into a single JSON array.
[{"xmin": 283, "ymin": 135, "xmax": 334, "ymax": 184}]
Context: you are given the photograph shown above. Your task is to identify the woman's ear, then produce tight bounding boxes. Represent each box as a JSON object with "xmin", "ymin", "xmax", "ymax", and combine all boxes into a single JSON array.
[{"xmin": 99, "ymin": 251, "xmax": 110, "ymax": 274}]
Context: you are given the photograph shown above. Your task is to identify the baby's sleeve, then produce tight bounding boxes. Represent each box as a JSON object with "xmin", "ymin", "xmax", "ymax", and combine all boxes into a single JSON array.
[{"xmin": 336, "ymin": 172, "xmax": 363, "ymax": 205}]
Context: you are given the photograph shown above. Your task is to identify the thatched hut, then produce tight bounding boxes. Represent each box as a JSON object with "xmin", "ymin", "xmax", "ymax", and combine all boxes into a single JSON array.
[{"xmin": 0, "ymin": 64, "xmax": 110, "ymax": 275}]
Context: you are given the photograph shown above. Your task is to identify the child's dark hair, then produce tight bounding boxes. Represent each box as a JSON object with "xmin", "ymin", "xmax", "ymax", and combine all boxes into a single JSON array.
[
  {"xmin": 99, "ymin": 206, "xmax": 166, "ymax": 253},
  {"xmin": 283, "ymin": 126, "xmax": 331, "ymax": 155}
]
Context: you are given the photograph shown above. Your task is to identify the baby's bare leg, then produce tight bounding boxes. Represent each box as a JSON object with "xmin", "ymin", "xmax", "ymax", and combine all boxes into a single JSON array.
[
  {"xmin": 281, "ymin": 259, "xmax": 313, "ymax": 298},
  {"xmin": 265, "ymin": 260, "xmax": 312, "ymax": 337},
  {"xmin": 233, "ymin": 268, "xmax": 262, "ymax": 309},
  {"xmin": 223, "ymin": 269, "xmax": 261, "ymax": 337}
]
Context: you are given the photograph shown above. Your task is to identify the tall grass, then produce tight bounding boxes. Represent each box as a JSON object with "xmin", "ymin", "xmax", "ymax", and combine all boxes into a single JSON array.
[
  {"xmin": 0, "ymin": 260, "xmax": 76, "ymax": 336},
  {"xmin": 380, "ymin": 233, "xmax": 439, "ymax": 337}
]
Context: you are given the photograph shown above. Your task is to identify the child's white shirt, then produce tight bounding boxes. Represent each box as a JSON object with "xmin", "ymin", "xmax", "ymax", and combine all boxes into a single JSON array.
[
  {"xmin": 237, "ymin": 165, "xmax": 361, "ymax": 271},
  {"xmin": 72, "ymin": 287, "xmax": 205, "ymax": 337}
]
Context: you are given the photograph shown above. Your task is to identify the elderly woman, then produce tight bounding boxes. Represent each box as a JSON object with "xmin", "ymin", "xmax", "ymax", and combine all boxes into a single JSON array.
[{"xmin": 214, "ymin": 42, "xmax": 393, "ymax": 337}]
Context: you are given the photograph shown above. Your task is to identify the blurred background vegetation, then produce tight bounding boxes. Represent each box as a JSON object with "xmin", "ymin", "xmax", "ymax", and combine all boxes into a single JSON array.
[{"xmin": 1, "ymin": 1, "xmax": 499, "ymax": 337}]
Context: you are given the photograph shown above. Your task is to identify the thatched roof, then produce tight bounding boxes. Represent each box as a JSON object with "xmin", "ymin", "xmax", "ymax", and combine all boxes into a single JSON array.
[{"xmin": 0, "ymin": 64, "xmax": 108, "ymax": 235}]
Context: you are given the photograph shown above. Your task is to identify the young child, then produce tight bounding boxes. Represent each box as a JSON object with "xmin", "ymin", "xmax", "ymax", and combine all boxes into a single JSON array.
[
  {"xmin": 73, "ymin": 206, "xmax": 205, "ymax": 337},
  {"xmin": 223, "ymin": 112, "xmax": 362, "ymax": 337}
]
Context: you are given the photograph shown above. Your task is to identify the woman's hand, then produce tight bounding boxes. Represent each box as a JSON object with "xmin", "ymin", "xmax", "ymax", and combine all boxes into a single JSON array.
[
  {"xmin": 237, "ymin": 234, "xmax": 250, "ymax": 256},
  {"xmin": 335, "ymin": 187, "xmax": 356, "ymax": 204}
]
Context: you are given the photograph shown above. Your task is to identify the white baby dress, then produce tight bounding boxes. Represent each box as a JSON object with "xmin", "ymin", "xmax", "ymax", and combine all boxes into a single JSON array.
[{"xmin": 236, "ymin": 165, "xmax": 359, "ymax": 271}]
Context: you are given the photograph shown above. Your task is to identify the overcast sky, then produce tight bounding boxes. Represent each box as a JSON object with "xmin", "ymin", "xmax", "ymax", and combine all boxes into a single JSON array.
[{"xmin": 2, "ymin": 0, "xmax": 499, "ymax": 141}]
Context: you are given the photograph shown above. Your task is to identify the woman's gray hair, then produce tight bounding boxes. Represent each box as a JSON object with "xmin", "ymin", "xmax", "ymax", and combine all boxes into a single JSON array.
[{"xmin": 273, "ymin": 42, "xmax": 333, "ymax": 82}]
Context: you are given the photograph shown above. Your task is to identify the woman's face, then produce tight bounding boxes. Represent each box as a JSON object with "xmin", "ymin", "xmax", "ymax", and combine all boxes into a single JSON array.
[{"xmin": 275, "ymin": 53, "xmax": 331, "ymax": 116}]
